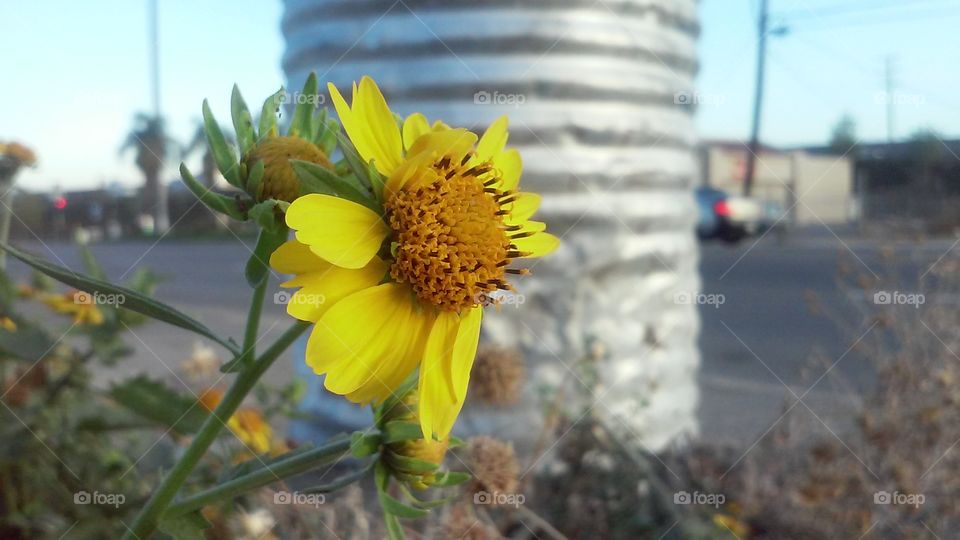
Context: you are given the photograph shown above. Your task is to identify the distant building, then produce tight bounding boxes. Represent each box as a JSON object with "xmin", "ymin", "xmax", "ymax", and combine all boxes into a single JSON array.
[
  {"xmin": 805, "ymin": 140, "xmax": 960, "ymax": 233},
  {"xmin": 698, "ymin": 140, "xmax": 855, "ymax": 226}
]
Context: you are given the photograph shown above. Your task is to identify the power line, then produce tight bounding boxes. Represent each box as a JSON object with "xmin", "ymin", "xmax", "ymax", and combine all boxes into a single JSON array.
[
  {"xmin": 780, "ymin": 4, "xmax": 960, "ymax": 31},
  {"xmin": 774, "ymin": 0, "xmax": 956, "ymax": 20}
]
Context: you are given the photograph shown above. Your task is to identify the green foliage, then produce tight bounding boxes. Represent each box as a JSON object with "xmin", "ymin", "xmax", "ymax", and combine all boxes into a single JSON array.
[
  {"xmin": 292, "ymin": 159, "xmax": 379, "ymax": 211},
  {"xmin": 109, "ymin": 376, "xmax": 208, "ymax": 435},
  {"xmin": 0, "ymin": 243, "xmax": 239, "ymax": 355}
]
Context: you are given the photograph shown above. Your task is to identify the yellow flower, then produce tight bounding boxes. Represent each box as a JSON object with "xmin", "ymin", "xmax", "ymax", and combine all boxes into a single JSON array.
[
  {"xmin": 271, "ymin": 76, "xmax": 558, "ymax": 439},
  {"xmin": 42, "ymin": 290, "xmax": 105, "ymax": 326},
  {"xmin": 198, "ymin": 388, "xmax": 281, "ymax": 457},
  {"xmin": 227, "ymin": 409, "xmax": 274, "ymax": 456},
  {"xmin": 245, "ymin": 136, "xmax": 333, "ymax": 202},
  {"xmin": 0, "ymin": 317, "xmax": 16, "ymax": 332},
  {"xmin": 0, "ymin": 141, "xmax": 37, "ymax": 167}
]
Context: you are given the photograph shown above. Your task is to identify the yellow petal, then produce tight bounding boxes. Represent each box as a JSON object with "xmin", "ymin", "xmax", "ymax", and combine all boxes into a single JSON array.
[
  {"xmin": 355, "ymin": 76, "xmax": 403, "ymax": 175},
  {"xmin": 270, "ymin": 240, "xmax": 324, "ymax": 275},
  {"xmin": 328, "ymin": 82, "xmax": 374, "ymax": 170},
  {"xmin": 451, "ymin": 307, "xmax": 482, "ymax": 401},
  {"xmin": 307, "ymin": 283, "xmax": 420, "ymax": 397},
  {"xmin": 505, "ymin": 192, "xmax": 541, "ymax": 224},
  {"xmin": 279, "ymin": 257, "xmax": 387, "ymax": 322},
  {"xmin": 476, "ymin": 116, "xmax": 509, "ymax": 162},
  {"xmin": 286, "ymin": 194, "xmax": 389, "ymax": 269},
  {"xmin": 385, "ymin": 146, "xmax": 436, "ymax": 199},
  {"xmin": 513, "ymin": 231, "xmax": 560, "ymax": 258},
  {"xmin": 406, "ymin": 128, "xmax": 477, "ymax": 162},
  {"xmin": 515, "ymin": 220, "xmax": 546, "ymax": 234},
  {"xmin": 420, "ymin": 311, "xmax": 461, "ymax": 404},
  {"xmin": 402, "ymin": 113, "xmax": 431, "ymax": 151},
  {"xmin": 348, "ymin": 308, "xmax": 434, "ymax": 404},
  {"xmin": 495, "ymin": 149, "xmax": 522, "ymax": 191},
  {"xmin": 417, "ymin": 307, "xmax": 483, "ymax": 438},
  {"xmin": 327, "ymin": 78, "xmax": 403, "ymax": 176}
]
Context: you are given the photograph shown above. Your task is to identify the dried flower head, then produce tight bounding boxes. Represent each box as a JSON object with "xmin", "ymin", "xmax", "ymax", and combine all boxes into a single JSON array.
[
  {"xmin": 470, "ymin": 346, "xmax": 525, "ymax": 405},
  {"xmin": 181, "ymin": 342, "xmax": 220, "ymax": 379},
  {"xmin": 466, "ymin": 436, "xmax": 519, "ymax": 497},
  {"xmin": 441, "ymin": 502, "xmax": 498, "ymax": 540}
]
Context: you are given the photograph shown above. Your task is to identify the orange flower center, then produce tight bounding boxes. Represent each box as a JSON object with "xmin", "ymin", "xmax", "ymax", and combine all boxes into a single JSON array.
[{"xmin": 386, "ymin": 153, "xmax": 527, "ymax": 312}]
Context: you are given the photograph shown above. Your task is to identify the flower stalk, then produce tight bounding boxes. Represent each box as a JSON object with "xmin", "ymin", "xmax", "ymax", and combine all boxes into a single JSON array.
[
  {"xmin": 123, "ymin": 320, "xmax": 310, "ymax": 539},
  {"xmin": 164, "ymin": 437, "xmax": 355, "ymax": 518}
]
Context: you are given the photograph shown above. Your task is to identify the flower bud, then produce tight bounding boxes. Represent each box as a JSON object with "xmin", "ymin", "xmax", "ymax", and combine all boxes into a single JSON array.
[{"xmin": 244, "ymin": 136, "xmax": 333, "ymax": 202}]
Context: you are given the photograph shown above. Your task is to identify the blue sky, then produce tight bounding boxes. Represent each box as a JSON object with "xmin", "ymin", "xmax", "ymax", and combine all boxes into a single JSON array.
[{"xmin": 1, "ymin": 0, "xmax": 958, "ymax": 190}]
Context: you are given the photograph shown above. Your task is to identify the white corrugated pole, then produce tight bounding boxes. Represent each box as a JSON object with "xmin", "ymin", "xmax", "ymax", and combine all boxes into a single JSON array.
[{"xmin": 282, "ymin": 0, "xmax": 701, "ymax": 451}]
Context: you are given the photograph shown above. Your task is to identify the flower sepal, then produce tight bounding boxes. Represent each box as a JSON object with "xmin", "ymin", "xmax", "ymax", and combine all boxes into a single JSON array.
[{"xmin": 187, "ymin": 72, "xmax": 344, "ymax": 224}]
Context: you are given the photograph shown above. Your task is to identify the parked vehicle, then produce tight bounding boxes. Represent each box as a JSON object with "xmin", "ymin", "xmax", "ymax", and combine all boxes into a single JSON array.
[{"xmin": 695, "ymin": 187, "xmax": 768, "ymax": 243}]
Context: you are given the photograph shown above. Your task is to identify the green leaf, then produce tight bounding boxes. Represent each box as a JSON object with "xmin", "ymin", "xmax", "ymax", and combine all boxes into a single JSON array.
[
  {"xmin": 302, "ymin": 461, "xmax": 375, "ymax": 494},
  {"xmin": 231, "ymin": 84, "xmax": 256, "ymax": 155},
  {"xmin": 382, "ymin": 421, "xmax": 424, "ymax": 444},
  {"xmin": 258, "ymin": 87, "xmax": 284, "ymax": 140},
  {"xmin": 246, "ymin": 200, "xmax": 287, "ymax": 232},
  {"xmin": 338, "ymin": 136, "xmax": 379, "ymax": 196},
  {"xmin": 1, "ymin": 243, "xmax": 239, "ymax": 354},
  {"xmin": 380, "ymin": 490, "xmax": 429, "ymax": 519},
  {"xmin": 351, "ymin": 432, "xmax": 382, "ymax": 458},
  {"xmin": 397, "ymin": 483, "xmax": 458, "ymax": 508},
  {"xmin": 79, "ymin": 245, "xmax": 106, "ymax": 280},
  {"xmin": 384, "ymin": 512, "xmax": 406, "ymax": 540},
  {"xmin": 109, "ymin": 376, "xmax": 208, "ymax": 435},
  {"xmin": 179, "ymin": 163, "xmax": 245, "ymax": 220},
  {"xmin": 158, "ymin": 510, "xmax": 212, "ymax": 540},
  {"xmin": 374, "ymin": 461, "xmax": 428, "ymax": 521},
  {"xmin": 202, "ymin": 99, "xmax": 242, "ymax": 187},
  {"xmin": 220, "ymin": 442, "xmax": 318, "ymax": 482},
  {"xmin": 244, "ymin": 227, "xmax": 287, "ymax": 288},
  {"xmin": 289, "ymin": 72, "xmax": 319, "ymax": 138},
  {"xmin": 431, "ymin": 471, "xmax": 471, "ymax": 487},
  {"xmin": 384, "ymin": 453, "xmax": 439, "ymax": 474},
  {"xmin": 291, "ymin": 160, "xmax": 380, "ymax": 212},
  {"xmin": 312, "ymin": 109, "xmax": 340, "ymax": 156},
  {"xmin": 245, "ymin": 159, "xmax": 264, "ymax": 200}
]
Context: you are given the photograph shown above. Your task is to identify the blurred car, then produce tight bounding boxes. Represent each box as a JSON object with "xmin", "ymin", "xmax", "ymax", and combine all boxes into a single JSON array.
[{"xmin": 695, "ymin": 186, "xmax": 766, "ymax": 243}]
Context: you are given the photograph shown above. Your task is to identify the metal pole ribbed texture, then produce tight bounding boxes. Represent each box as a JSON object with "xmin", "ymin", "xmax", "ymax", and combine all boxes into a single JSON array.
[{"xmin": 283, "ymin": 0, "xmax": 701, "ymax": 451}]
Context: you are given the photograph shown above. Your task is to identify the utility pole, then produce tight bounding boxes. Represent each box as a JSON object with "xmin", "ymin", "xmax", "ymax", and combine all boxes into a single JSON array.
[
  {"xmin": 743, "ymin": 0, "xmax": 769, "ymax": 197},
  {"xmin": 885, "ymin": 56, "xmax": 895, "ymax": 142},
  {"xmin": 149, "ymin": 0, "xmax": 161, "ymax": 116}
]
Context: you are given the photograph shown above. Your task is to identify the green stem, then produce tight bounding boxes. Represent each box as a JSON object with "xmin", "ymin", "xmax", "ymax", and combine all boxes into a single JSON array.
[
  {"xmin": 165, "ymin": 438, "xmax": 356, "ymax": 517},
  {"xmin": 241, "ymin": 275, "xmax": 268, "ymax": 364},
  {"xmin": 0, "ymin": 177, "xmax": 14, "ymax": 270},
  {"xmin": 124, "ymin": 320, "xmax": 310, "ymax": 539}
]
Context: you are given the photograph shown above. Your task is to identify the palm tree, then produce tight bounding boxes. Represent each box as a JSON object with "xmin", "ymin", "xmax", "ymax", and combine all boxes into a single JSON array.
[{"xmin": 121, "ymin": 113, "xmax": 176, "ymax": 234}]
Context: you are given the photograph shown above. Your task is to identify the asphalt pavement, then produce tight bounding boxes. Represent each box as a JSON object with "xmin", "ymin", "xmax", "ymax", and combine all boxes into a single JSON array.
[{"xmin": 8, "ymin": 230, "xmax": 956, "ymax": 447}]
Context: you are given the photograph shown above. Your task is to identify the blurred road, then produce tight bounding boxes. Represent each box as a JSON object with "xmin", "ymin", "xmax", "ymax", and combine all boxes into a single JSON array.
[{"xmin": 9, "ymin": 232, "xmax": 953, "ymax": 447}]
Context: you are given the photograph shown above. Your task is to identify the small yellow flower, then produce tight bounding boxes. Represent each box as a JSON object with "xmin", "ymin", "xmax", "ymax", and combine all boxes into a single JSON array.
[
  {"xmin": 0, "ymin": 317, "xmax": 16, "ymax": 332},
  {"xmin": 0, "ymin": 141, "xmax": 37, "ymax": 167},
  {"xmin": 16, "ymin": 283, "xmax": 35, "ymax": 299},
  {"xmin": 198, "ymin": 388, "xmax": 281, "ymax": 457},
  {"xmin": 227, "ymin": 409, "xmax": 274, "ymax": 456},
  {"xmin": 42, "ymin": 290, "xmax": 104, "ymax": 326},
  {"xmin": 245, "ymin": 136, "xmax": 333, "ymax": 202},
  {"xmin": 271, "ymin": 76, "xmax": 558, "ymax": 439},
  {"xmin": 713, "ymin": 513, "xmax": 750, "ymax": 538}
]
